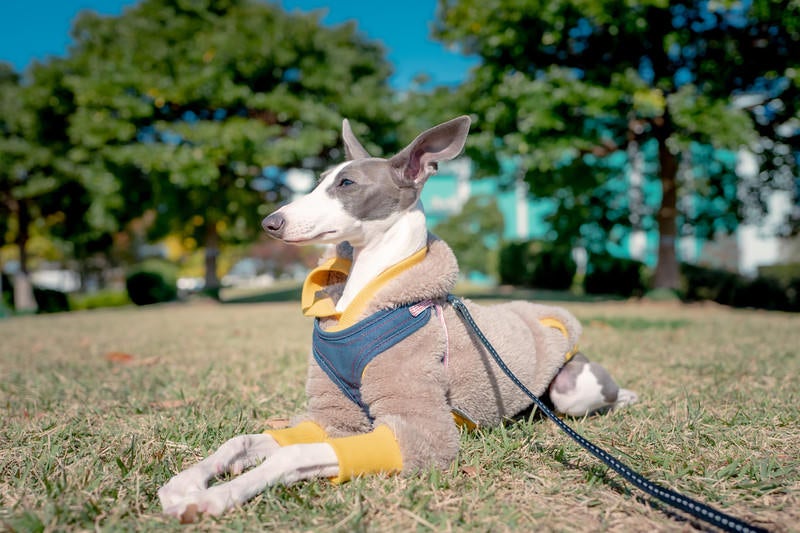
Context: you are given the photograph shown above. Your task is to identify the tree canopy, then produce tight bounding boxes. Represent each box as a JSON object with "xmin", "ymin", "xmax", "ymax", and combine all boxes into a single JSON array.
[
  {"xmin": 435, "ymin": 0, "xmax": 800, "ymax": 288},
  {"xmin": 59, "ymin": 0, "xmax": 398, "ymax": 292},
  {"xmin": 432, "ymin": 194, "xmax": 505, "ymax": 276}
]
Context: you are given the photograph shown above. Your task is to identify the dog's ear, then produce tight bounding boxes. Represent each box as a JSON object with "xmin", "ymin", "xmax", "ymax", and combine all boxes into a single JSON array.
[
  {"xmin": 342, "ymin": 119, "xmax": 371, "ymax": 160},
  {"xmin": 389, "ymin": 115, "xmax": 470, "ymax": 188}
]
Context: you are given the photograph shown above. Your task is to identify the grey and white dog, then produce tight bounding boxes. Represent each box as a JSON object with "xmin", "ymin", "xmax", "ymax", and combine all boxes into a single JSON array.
[{"xmin": 158, "ymin": 116, "xmax": 637, "ymax": 522}]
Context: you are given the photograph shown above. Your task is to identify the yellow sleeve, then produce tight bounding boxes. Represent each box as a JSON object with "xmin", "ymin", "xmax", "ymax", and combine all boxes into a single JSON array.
[
  {"xmin": 263, "ymin": 421, "xmax": 328, "ymax": 446},
  {"xmin": 325, "ymin": 425, "xmax": 403, "ymax": 483}
]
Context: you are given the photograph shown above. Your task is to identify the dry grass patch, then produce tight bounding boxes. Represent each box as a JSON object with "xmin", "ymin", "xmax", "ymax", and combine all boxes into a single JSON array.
[{"xmin": 0, "ymin": 300, "xmax": 797, "ymax": 531}]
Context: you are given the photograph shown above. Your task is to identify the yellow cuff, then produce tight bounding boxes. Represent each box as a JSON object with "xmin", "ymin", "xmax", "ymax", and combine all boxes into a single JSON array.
[
  {"xmin": 325, "ymin": 425, "xmax": 403, "ymax": 483},
  {"xmin": 264, "ymin": 421, "xmax": 328, "ymax": 446}
]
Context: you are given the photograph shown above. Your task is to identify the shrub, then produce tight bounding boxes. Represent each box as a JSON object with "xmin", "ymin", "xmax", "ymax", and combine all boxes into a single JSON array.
[
  {"xmin": 33, "ymin": 287, "xmax": 71, "ymax": 313},
  {"xmin": 681, "ymin": 263, "xmax": 740, "ymax": 304},
  {"xmin": 498, "ymin": 241, "xmax": 532, "ymax": 286},
  {"xmin": 584, "ymin": 253, "xmax": 646, "ymax": 297},
  {"xmin": 787, "ymin": 278, "xmax": 800, "ymax": 312},
  {"xmin": 732, "ymin": 275, "xmax": 790, "ymax": 311},
  {"xmin": 498, "ymin": 240, "xmax": 577, "ymax": 290},
  {"xmin": 1, "ymin": 272, "xmax": 13, "ymax": 310},
  {"xmin": 758, "ymin": 262, "xmax": 800, "ymax": 286},
  {"xmin": 125, "ymin": 259, "xmax": 178, "ymax": 306},
  {"xmin": 682, "ymin": 263, "xmax": 799, "ymax": 312},
  {"xmin": 70, "ymin": 289, "xmax": 131, "ymax": 310},
  {"xmin": 758, "ymin": 262, "xmax": 800, "ymax": 312},
  {"xmin": 528, "ymin": 242, "xmax": 576, "ymax": 291},
  {"xmin": 1, "ymin": 274, "xmax": 72, "ymax": 313}
]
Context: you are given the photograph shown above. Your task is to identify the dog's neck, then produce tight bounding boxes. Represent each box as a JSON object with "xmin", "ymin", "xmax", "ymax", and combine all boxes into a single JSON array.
[{"xmin": 336, "ymin": 204, "xmax": 428, "ymax": 312}]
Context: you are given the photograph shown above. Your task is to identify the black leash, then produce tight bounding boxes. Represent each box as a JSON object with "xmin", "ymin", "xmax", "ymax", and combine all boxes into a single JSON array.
[{"xmin": 447, "ymin": 295, "xmax": 766, "ymax": 533}]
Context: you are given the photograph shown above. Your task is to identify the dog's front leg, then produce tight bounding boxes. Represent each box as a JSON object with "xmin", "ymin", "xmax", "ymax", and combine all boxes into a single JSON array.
[
  {"xmin": 162, "ymin": 442, "xmax": 339, "ymax": 521},
  {"xmin": 158, "ymin": 434, "xmax": 280, "ymax": 511}
]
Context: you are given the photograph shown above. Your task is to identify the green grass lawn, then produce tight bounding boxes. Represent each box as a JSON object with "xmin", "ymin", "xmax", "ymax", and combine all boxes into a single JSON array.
[{"xmin": 1, "ymin": 300, "xmax": 797, "ymax": 531}]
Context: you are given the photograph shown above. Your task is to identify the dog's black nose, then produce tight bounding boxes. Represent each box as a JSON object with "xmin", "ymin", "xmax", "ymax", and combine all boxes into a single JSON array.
[{"xmin": 262, "ymin": 213, "xmax": 285, "ymax": 237}]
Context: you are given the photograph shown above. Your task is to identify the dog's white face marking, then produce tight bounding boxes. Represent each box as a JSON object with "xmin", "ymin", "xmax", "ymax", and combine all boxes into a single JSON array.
[
  {"xmin": 265, "ymin": 159, "xmax": 421, "ymax": 248},
  {"xmin": 268, "ymin": 161, "xmax": 361, "ymax": 245}
]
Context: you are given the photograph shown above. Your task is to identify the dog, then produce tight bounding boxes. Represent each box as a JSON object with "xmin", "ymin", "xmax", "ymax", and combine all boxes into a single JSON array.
[{"xmin": 158, "ymin": 116, "xmax": 637, "ymax": 521}]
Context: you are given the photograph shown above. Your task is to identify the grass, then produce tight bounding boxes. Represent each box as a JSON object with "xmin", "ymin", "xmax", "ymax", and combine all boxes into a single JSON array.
[{"xmin": 0, "ymin": 299, "xmax": 797, "ymax": 532}]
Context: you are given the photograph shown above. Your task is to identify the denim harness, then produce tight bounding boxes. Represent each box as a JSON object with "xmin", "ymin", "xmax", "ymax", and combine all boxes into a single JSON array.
[{"xmin": 312, "ymin": 302, "xmax": 433, "ymax": 420}]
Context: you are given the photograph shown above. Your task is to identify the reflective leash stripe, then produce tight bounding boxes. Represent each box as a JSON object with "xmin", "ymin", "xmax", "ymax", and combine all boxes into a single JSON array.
[{"xmin": 447, "ymin": 295, "xmax": 766, "ymax": 533}]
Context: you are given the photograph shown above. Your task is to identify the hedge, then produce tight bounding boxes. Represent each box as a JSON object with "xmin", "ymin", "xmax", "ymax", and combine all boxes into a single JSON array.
[
  {"xmin": 584, "ymin": 253, "xmax": 647, "ymax": 297},
  {"xmin": 125, "ymin": 259, "xmax": 178, "ymax": 306},
  {"xmin": 681, "ymin": 263, "xmax": 798, "ymax": 311},
  {"xmin": 498, "ymin": 240, "xmax": 576, "ymax": 290}
]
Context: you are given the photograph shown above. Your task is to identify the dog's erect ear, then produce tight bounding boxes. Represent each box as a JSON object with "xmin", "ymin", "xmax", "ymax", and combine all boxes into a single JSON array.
[
  {"xmin": 389, "ymin": 115, "xmax": 471, "ymax": 188},
  {"xmin": 342, "ymin": 119, "xmax": 371, "ymax": 160}
]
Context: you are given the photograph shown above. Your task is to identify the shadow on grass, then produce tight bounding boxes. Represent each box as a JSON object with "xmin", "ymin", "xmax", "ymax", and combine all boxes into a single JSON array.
[
  {"xmin": 521, "ymin": 427, "xmax": 710, "ymax": 531},
  {"xmin": 220, "ymin": 283, "xmax": 303, "ymax": 304},
  {"xmin": 456, "ymin": 285, "xmax": 627, "ymax": 303},
  {"xmin": 218, "ymin": 282, "xmax": 629, "ymax": 305}
]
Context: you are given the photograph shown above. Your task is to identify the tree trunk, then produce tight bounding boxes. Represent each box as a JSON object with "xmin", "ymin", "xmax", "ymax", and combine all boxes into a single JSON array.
[
  {"xmin": 13, "ymin": 200, "xmax": 37, "ymax": 312},
  {"xmin": 204, "ymin": 221, "xmax": 221, "ymax": 299},
  {"xmin": 653, "ymin": 133, "xmax": 681, "ymax": 290},
  {"xmin": 16, "ymin": 199, "xmax": 30, "ymax": 275}
]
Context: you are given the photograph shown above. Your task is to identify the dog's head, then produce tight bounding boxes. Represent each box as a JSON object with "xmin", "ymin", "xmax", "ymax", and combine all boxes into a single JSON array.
[{"xmin": 262, "ymin": 116, "xmax": 471, "ymax": 247}]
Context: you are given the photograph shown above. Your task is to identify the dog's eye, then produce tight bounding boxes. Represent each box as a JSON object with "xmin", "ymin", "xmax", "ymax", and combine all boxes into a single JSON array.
[{"xmin": 338, "ymin": 178, "xmax": 355, "ymax": 187}]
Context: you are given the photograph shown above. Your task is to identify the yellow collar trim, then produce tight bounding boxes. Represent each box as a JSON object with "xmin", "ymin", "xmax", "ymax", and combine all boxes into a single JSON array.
[
  {"xmin": 301, "ymin": 247, "xmax": 428, "ymax": 331},
  {"xmin": 301, "ymin": 256, "xmax": 352, "ymax": 319},
  {"xmin": 539, "ymin": 317, "xmax": 580, "ymax": 361}
]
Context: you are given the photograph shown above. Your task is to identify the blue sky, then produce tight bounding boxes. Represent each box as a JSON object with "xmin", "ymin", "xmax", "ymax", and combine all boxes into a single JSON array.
[{"xmin": 0, "ymin": 0, "xmax": 478, "ymax": 88}]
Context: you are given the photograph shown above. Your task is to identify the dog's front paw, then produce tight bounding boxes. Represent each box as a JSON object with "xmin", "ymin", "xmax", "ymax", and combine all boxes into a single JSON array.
[
  {"xmin": 162, "ymin": 490, "xmax": 230, "ymax": 523},
  {"xmin": 158, "ymin": 473, "xmax": 206, "ymax": 511}
]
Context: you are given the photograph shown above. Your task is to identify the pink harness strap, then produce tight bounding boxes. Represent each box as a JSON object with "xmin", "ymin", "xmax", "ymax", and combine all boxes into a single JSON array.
[{"xmin": 409, "ymin": 299, "xmax": 450, "ymax": 368}]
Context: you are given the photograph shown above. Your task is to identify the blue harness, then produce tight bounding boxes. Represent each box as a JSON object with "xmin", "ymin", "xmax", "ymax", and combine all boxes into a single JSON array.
[{"xmin": 312, "ymin": 302, "xmax": 433, "ymax": 420}]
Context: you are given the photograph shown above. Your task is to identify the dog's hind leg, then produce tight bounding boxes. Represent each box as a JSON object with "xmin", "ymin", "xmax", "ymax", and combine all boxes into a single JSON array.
[
  {"xmin": 161, "ymin": 442, "xmax": 339, "ymax": 521},
  {"xmin": 548, "ymin": 353, "xmax": 638, "ymax": 417},
  {"xmin": 158, "ymin": 434, "xmax": 280, "ymax": 511}
]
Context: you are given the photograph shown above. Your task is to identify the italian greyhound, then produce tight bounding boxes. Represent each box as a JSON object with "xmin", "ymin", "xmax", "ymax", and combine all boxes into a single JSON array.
[{"xmin": 158, "ymin": 116, "xmax": 637, "ymax": 522}]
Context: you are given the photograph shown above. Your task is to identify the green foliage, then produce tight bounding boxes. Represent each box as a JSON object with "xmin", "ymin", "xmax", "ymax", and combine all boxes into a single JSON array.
[
  {"xmin": 497, "ymin": 240, "xmax": 577, "ymax": 290},
  {"xmin": 69, "ymin": 289, "xmax": 131, "ymax": 311},
  {"xmin": 732, "ymin": 276, "xmax": 791, "ymax": 311},
  {"xmin": 498, "ymin": 241, "xmax": 532, "ymax": 286},
  {"xmin": 432, "ymin": 195, "xmax": 505, "ymax": 276},
  {"xmin": 125, "ymin": 259, "xmax": 178, "ymax": 306},
  {"xmin": 681, "ymin": 263, "xmax": 739, "ymax": 303},
  {"xmin": 32, "ymin": 287, "xmax": 71, "ymax": 314},
  {"xmin": 788, "ymin": 278, "xmax": 800, "ymax": 311},
  {"xmin": 758, "ymin": 262, "xmax": 800, "ymax": 287},
  {"xmin": 644, "ymin": 287, "xmax": 682, "ymax": 301},
  {"xmin": 63, "ymin": 0, "xmax": 399, "ymax": 289},
  {"xmin": 0, "ymin": 62, "xmax": 80, "ymax": 273},
  {"xmin": 1, "ymin": 272, "xmax": 12, "ymax": 309},
  {"xmin": 435, "ymin": 0, "xmax": 800, "ymax": 288},
  {"xmin": 528, "ymin": 241, "xmax": 577, "ymax": 290},
  {"xmin": 681, "ymin": 263, "xmax": 799, "ymax": 311},
  {"xmin": 584, "ymin": 253, "xmax": 647, "ymax": 297}
]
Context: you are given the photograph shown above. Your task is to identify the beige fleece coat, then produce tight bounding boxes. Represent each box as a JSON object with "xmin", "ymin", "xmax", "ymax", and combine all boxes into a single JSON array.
[{"xmin": 294, "ymin": 233, "xmax": 581, "ymax": 473}]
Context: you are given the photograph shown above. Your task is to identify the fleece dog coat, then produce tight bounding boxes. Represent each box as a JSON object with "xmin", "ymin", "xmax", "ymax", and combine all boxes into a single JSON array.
[{"xmin": 265, "ymin": 234, "xmax": 581, "ymax": 481}]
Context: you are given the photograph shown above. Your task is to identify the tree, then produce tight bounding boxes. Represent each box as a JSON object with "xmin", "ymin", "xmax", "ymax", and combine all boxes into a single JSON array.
[
  {"xmin": 435, "ymin": 0, "xmax": 800, "ymax": 289},
  {"xmin": 0, "ymin": 61, "xmax": 84, "ymax": 308},
  {"xmin": 64, "ymin": 0, "xmax": 398, "ymax": 295},
  {"xmin": 1, "ymin": 57, "xmax": 118, "ymax": 295},
  {"xmin": 433, "ymin": 194, "xmax": 505, "ymax": 276}
]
